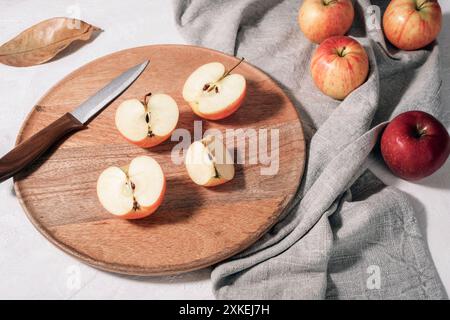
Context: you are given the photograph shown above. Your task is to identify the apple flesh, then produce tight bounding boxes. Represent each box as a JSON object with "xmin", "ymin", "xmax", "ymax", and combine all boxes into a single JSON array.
[
  {"xmin": 182, "ymin": 62, "xmax": 246, "ymax": 120},
  {"xmin": 298, "ymin": 0, "xmax": 354, "ymax": 44},
  {"xmin": 185, "ymin": 135, "xmax": 235, "ymax": 187},
  {"xmin": 97, "ymin": 156, "xmax": 166, "ymax": 219},
  {"xmin": 381, "ymin": 111, "xmax": 450, "ymax": 181},
  {"xmin": 115, "ymin": 93, "xmax": 179, "ymax": 148},
  {"xmin": 383, "ymin": 0, "xmax": 442, "ymax": 51},
  {"xmin": 310, "ymin": 36, "xmax": 369, "ymax": 100}
]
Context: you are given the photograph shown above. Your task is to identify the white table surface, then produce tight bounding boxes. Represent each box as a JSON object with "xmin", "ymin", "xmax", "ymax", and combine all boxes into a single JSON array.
[{"xmin": 0, "ymin": 0, "xmax": 449, "ymax": 299}]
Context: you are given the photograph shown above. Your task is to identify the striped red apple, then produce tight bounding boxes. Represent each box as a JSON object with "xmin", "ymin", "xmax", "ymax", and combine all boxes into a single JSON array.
[
  {"xmin": 310, "ymin": 36, "xmax": 369, "ymax": 100},
  {"xmin": 298, "ymin": 0, "xmax": 354, "ymax": 44},
  {"xmin": 383, "ymin": 0, "xmax": 442, "ymax": 51}
]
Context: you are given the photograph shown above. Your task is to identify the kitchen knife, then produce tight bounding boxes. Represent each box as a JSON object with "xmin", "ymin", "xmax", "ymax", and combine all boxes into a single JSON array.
[{"xmin": 0, "ymin": 60, "xmax": 149, "ymax": 183}]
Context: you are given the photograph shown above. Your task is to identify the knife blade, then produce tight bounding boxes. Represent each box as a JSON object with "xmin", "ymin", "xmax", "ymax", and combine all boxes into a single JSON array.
[
  {"xmin": 71, "ymin": 60, "xmax": 149, "ymax": 124},
  {"xmin": 0, "ymin": 60, "xmax": 149, "ymax": 183}
]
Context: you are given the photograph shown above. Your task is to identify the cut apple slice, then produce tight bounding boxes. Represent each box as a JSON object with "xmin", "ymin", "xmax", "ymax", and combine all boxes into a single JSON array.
[
  {"xmin": 115, "ymin": 93, "xmax": 179, "ymax": 148},
  {"xmin": 97, "ymin": 156, "xmax": 166, "ymax": 219},
  {"xmin": 182, "ymin": 61, "xmax": 246, "ymax": 120},
  {"xmin": 185, "ymin": 135, "xmax": 235, "ymax": 187}
]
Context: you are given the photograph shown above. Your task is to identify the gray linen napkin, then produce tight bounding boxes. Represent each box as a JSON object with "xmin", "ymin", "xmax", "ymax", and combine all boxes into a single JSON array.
[{"xmin": 173, "ymin": 0, "xmax": 447, "ymax": 299}]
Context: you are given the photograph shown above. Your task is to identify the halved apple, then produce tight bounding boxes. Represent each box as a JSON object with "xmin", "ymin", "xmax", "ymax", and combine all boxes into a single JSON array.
[
  {"xmin": 115, "ymin": 93, "xmax": 179, "ymax": 148},
  {"xmin": 185, "ymin": 135, "xmax": 235, "ymax": 187},
  {"xmin": 182, "ymin": 61, "xmax": 246, "ymax": 120},
  {"xmin": 96, "ymin": 156, "xmax": 166, "ymax": 219}
]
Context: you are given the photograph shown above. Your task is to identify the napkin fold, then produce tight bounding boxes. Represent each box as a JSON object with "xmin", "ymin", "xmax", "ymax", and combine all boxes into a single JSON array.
[{"xmin": 173, "ymin": 0, "xmax": 447, "ymax": 299}]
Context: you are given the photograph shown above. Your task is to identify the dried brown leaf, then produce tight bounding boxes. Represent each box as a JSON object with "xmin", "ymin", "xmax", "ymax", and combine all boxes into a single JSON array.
[{"xmin": 0, "ymin": 17, "xmax": 101, "ymax": 67}]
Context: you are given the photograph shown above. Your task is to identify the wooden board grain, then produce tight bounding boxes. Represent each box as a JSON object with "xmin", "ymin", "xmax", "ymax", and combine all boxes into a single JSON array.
[{"xmin": 14, "ymin": 45, "xmax": 305, "ymax": 275}]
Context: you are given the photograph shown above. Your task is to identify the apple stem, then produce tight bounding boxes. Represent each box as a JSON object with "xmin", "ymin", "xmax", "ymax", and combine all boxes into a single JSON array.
[
  {"xmin": 337, "ymin": 46, "xmax": 347, "ymax": 57},
  {"xmin": 415, "ymin": 125, "xmax": 428, "ymax": 138},
  {"xmin": 143, "ymin": 92, "xmax": 152, "ymax": 105},
  {"xmin": 204, "ymin": 57, "xmax": 245, "ymax": 93},
  {"xmin": 323, "ymin": 0, "xmax": 338, "ymax": 6},
  {"xmin": 222, "ymin": 57, "xmax": 245, "ymax": 79},
  {"xmin": 416, "ymin": 0, "xmax": 430, "ymax": 10}
]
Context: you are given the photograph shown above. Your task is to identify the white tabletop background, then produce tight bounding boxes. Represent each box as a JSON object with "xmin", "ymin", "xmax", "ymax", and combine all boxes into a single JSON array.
[{"xmin": 0, "ymin": 0, "xmax": 449, "ymax": 299}]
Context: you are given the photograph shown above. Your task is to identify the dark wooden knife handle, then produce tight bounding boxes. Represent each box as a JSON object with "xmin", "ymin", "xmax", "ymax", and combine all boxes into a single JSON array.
[{"xmin": 0, "ymin": 113, "xmax": 85, "ymax": 183}]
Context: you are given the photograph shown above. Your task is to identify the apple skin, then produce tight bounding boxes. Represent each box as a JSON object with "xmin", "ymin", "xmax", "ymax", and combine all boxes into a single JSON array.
[
  {"xmin": 381, "ymin": 111, "xmax": 450, "ymax": 181},
  {"xmin": 189, "ymin": 87, "xmax": 247, "ymax": 121},
  {"xmin": 383, "ymin": 0, "xmax": 442, "ymax": 51},
  {"xmin": 310, "ymin": 36, "xmax": 369, "ymax": 100},
  {"xmin": 298, "ymin": 0, "xmax": 354, "ymax": 44}
]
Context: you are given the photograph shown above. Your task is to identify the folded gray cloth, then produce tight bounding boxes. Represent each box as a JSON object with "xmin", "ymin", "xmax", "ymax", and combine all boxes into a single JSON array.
[{"xmin": 173, "ymin": 0, "xmax": 447, "ymax": 299}]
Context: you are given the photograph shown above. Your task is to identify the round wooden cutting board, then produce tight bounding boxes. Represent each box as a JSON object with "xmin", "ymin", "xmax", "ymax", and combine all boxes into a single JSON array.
[{"xmin": 14, "ymin": 45, "xmax": 305, "ymax": 275}]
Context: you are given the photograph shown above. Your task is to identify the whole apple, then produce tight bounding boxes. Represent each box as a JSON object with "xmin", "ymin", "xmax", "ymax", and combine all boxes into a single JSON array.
[
  {"xmin": 310, "ymin": 36, "xmax": 369, "ymax": 100},
  {"xmin": 381, "ymin": 111, "xmax": 450, "ymax": 181},
  {"xmin": 383, "ymin": 0, "xmax": 442, "ymax": 51},
  {"xmin": 298, "ymin": 0, "xmax": 354, "ymax": 44}
]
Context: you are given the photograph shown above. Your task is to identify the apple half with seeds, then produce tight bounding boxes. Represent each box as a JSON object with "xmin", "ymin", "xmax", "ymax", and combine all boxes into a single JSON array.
[
  {"xmin": 97, "ymin": 156, "xmax": 166, "ymax": 219},
  {"xmin": 115, "ymin": 93, "xmax": 179, "ymax": 148},
  {"xmin": 182, "ymin": 60, "xmax": 246, "ymax": 120},
  {"xmin": 185, "ymin": 135, "xmax": 235, "ymax": 187}
]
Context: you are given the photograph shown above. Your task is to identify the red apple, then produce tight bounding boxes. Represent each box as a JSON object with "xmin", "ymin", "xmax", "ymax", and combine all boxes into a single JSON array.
[
  {"xmin": 310, "ymin": 36, "xmax": 369, "ymax": 100},
  {"xmin": 381, "ymin": 111, "xmax": 450, "ymax": 181},
  {"xmin": 298, "ymin": 0, "xmax": 354, "ymax": 44},
  {"xmin": 383, "ymin": 0, "xmax": 442, "ymax": 51}
]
